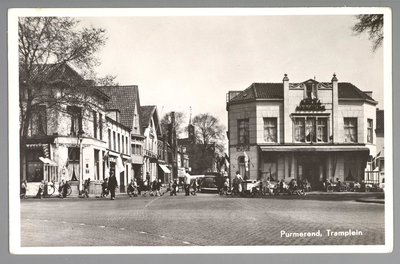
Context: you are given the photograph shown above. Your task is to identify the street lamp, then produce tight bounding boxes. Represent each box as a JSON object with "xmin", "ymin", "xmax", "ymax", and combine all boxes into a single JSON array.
[{"xmin": 77, "ymin": 130, "xmax": 84, "ymax": 195}]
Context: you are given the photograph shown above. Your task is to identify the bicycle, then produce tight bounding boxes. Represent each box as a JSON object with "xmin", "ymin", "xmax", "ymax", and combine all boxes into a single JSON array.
[{"xmin": 47, "ymin": 180, "xmax": 72, "ymax": 197}]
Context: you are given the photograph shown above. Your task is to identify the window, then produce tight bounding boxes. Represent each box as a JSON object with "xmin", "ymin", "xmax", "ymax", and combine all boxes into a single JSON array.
[
  {"xmin": 30, "ymin": 105, "xmax": 47, "ymax": 136},
  {"xmin": 132, "ymin": 144, "xmax": 142, "ymax": 155},
  {"xmin": 99, "ymin": 113, "xmax": 103, "ymax": 140},
  {"xmin": 344, "ymin": 118, "xmax": 358, "ymax": 143},
  {"xmin": 263, "ymin": 118, "xmax": 277, "ymax": 142},
  {"xmin": 367, "ymin": 119, "xmax": 373, "ymax": 143},
  {"xmin": 294, "ymin": 118, "xmax": 305, "ymax": 142},
  {"xmin": 316, "ymin": 118, "xmax": 327, "ymax": 142},
  {"xmin": 118, "ymin": 133, "xmax": 121, "ymax": 153},
  {"xmin": 67, "ymin": 106, "xmax": 82, "ymax": 136},
  {"xmin": 93, "ymin": 111, "xmax": 97, "ymax": 139},
  {"xmin": 122, "ymin": 136, "xmax": 125, "ymax": 154},
  {"xmin": 113, "ymin": 132, "xmax": 116, "ymax": 151},
  {"xmin": 68, "ymin": 147, "xmax": 80, "ymax": 162},
  {"xmin": 305, "ymin": 83, "xmax": 317, "ymax": 99},
  {"xmin": 238, "ymin": 119, "xmax": 250, "ymax": 144},
  {"xmin": 294, "ymin": 117, "xmax": 328, "ymax": 143},
  {"xmin": 108, "ymin": 129, "xmax": 111, "ymax": 149}
]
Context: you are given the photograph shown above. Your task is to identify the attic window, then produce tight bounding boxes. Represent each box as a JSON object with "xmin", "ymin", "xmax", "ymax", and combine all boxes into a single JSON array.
[{"xmin": 305, "ymin": 84, "xmax": 317, "ymax": 99}]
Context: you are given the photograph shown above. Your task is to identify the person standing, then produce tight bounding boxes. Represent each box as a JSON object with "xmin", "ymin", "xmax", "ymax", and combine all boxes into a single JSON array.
[
  {"xmin": 20, "ymin": 180, "xmax": 28, "ymax": 199},
  {"xmin": 184, "ymin": 173, "xmax": 191, "ymax": 196},
  {"xmin": 36, "ymin": 180, "xmax": 44, "ymax": 199},
  {"xmin": 235, "ymin": 171, "xmax": 244, "ymax": 194},
  {"xmin": 62, "ymin": 180, "xmax": 70, "ymax": 198},
  {"xmin": 108, "ymin": 171, "xmax": 118, "ymax": 200}
]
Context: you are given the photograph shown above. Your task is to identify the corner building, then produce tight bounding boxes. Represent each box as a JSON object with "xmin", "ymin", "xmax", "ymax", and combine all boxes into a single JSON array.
[{"xmin": 226, "ymin": 74, "xmax": 378, "ymax": 190}]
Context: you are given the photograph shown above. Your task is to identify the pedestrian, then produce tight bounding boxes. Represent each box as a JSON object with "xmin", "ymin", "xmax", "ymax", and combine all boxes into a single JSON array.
[
  {"xmin": 156, "ymin": 179, "xmax": 162, "ymax": 196},
  {"xmin": 170, "ymin": 179, "xmax": 178, "ymax": 196},
  {"xmin": 137, "ymin": 177, "xmax": 142, "ymax": 195},
  {"xmin": 133, "ymin": 178, "xmax": 138, "ymax": 196},
  {"xmin": 62, "ymin": 180, "xmax": 70, "ymax": 198},
  {"xmin": 127, "ymin": 179, "xmax": 135, "ymax": 197},
  {"xmin": 36, "ymin": 180, "xmax": 44, "ymax": 199},
  {"xmin": 169, "ymin": 180, "xmax": 174, "ymax": 195},
  {"xmin": 279, "ymin": 179, "xmax": 285, "ymax": 195},
  {"xmin": 223, "ymin": 178, "xmax": 229, "ymax": 195},
  {"xmin": 43, "ymin": 180, "xmax": 49, "ymax": 198},
  {"xmin": 191, "ymin": 178, "xmax": 198, "ymax": 195},
  {"xmin": 108, "ymin": 171, "xmax": 118, "ymax": 200},
  {"xmin": 20, "ymin": 180, "xmax": 28, "ymax": 199},
  {"xmin": 143, "ymin": 179, "xmax": 149, "ymax": 196},
  {"xmin": 83, "ymin": 178, "xmax": 91, "ymax": 197},
  {"xmin": 59, "ymin": 180, "xmax": 65, "ymax": 197},
  {"xmin": 101, "ymin": 178, "xmax": 109, "ymax": 197},
  {"xmin": 235, "ymin": 171, "xmax": 244, "ymax": 194},
  {"xmin": 184, "ymin": 173, "xmax": 191, "ymax": 196}
]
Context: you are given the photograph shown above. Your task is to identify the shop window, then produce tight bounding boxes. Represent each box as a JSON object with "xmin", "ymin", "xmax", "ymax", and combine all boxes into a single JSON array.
[
  {"xmin": 30, "ymin": 105, "xmax": 47, "ymax": 136},
  {"xmin": 263, "ymin": 118, "xmax": 277, "ymax": 142},
  {"xmin": 344, "ymin": 118, "xmax": 358, "ymax": 143},
  {"xmin": 26, "ymin": 149, "xmax": 44, "ymax": 182},
  {"xmin": 367, "ymin": 119, "xmax": 373, "ymax": 143},
  {"xmin": 238, "ymin": 119, "xmax": 249, "ymax": 144}
]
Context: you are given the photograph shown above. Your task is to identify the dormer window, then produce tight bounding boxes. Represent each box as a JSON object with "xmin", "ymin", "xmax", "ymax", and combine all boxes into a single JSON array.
[{"xmin": 305, "ymin": 83, "xmax": 317, "ymax": 99}]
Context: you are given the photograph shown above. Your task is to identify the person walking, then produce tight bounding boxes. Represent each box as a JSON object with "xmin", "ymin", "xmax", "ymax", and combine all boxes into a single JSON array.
[
  {"xmin": 108, "ymin": 171, "xmax": 118, "ymax": 200},
  {"xmin": 20, "ymin": 180, "xmax": 28, "ymax": 199},
  {"xmin": 83, "ymin": 178, "xmax": 91, "ymax": 198},
  {"xmin": 101, "ymin": 178, "xmax": 109, "ymax": 197},
  {"xmin": 170, "ymin": 179, "xmax": 178, "ymax": 196}
]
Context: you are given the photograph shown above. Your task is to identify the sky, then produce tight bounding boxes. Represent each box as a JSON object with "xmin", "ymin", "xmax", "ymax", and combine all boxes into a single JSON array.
[{"xmin": 77, "ymin": 12, "xmax": 384, "ymax": 132}]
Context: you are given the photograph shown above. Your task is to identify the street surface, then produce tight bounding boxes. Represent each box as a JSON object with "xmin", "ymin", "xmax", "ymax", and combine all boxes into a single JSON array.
[{"xmin": 20, "ymin": 192, "xmax": 385, "ymax": 247}]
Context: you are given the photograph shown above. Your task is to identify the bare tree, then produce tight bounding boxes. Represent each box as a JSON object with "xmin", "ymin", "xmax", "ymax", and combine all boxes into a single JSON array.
[
  {"xmin": 352, "ymin": 14, "xmax": 384, "ymax": 52},
  {"xmin": 160, "ymin": 111, "xmax": 186, "ymax": 137},
  {"xmin": 19, "ymin": 17, "xmax": 108, "ymax": 177}
]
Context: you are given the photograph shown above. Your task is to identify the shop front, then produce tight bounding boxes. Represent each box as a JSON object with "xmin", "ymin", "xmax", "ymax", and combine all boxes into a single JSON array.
[{"xmin": 259, "ymin": 145, "xmax": 369, "ymax": 191}]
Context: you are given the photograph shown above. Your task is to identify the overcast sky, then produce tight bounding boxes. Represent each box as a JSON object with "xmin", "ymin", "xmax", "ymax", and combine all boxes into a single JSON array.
[{"xmin": 78, "ymin": 13, "xmax": 384, "ymax": 131}]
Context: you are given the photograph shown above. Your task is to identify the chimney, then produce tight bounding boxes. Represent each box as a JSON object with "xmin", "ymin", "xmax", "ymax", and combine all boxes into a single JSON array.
[
  {"xmin": 283, "ymin": 74, "xmax": 290, "ymax": 143},
  {"xmin": 364, "ymin": 91, "xmax": 373, "ymax": 98},
  {"xmin": 332, "ymin": 73, "xmax": 338, "ymax": 143}
]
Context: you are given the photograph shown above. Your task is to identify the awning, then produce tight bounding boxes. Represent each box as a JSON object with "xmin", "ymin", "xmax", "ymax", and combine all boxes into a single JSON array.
[
  {"xmin": 259, "ymin": 145, "xmax": 370, "ymax": 152},
  {"xmin": 158, "ymin": 164, "xmax": 171, "ymax": 173},
  {"xmin": 39, "ymin": 157, "xmax": 57, "ymax": 166},
  {"xmin": 26, "ymin": 143, "xmax": 50, "ymax": 158},
  {"xmin": 178, "ymin": 168, "xmax": 186, "ymax": 178}
]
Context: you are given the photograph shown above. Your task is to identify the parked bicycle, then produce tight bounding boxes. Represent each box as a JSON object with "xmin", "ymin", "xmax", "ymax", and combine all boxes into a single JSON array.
[{"xmin": 47, "ymin": 180, "xmax": 72, "ymax": 197}]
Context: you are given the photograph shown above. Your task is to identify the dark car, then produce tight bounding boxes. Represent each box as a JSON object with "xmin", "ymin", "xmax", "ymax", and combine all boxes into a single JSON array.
[{"xmin": 200, "ymin": 172, "xmax": 222, "ymax": 193}]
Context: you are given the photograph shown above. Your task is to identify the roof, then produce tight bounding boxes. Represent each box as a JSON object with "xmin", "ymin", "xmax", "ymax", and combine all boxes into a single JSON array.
[
  {"xmin": 19, "ymin": 63, "xmax": 85, "ymax": 85},
  {"xmin": 140, "ymin": 105, "xmax": 157, "ymax": 128},
  {"xmin": 98, "ymin": 85, "xmax": 141, "ymax": 132},
  {"xmin": 228, "ymin": 82, "xmax": 377, "ymax": 104},
  {"xmin": 141, "ymin": 105, "xmax": 163, "ymax": 136},
  {"xmin": 376, "ymin": 109, "xmax": 384, "ymax": 131},
  {"xmin": 20, "ymin": 63, "xmax": 110, "ymax": 101}
]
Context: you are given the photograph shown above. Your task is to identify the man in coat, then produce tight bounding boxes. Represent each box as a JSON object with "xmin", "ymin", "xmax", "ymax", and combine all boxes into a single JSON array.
[{"xmin": 108, "ymin": 171, "xmax": 118, "ymax": 200}]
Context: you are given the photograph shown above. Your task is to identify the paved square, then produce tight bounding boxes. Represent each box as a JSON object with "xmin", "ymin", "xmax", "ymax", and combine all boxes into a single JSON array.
[{"xmin": 20, "ymin": 193, "xmax": 385, "ymax": 247}]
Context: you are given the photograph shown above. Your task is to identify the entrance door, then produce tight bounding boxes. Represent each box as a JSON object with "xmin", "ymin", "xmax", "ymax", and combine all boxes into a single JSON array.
[
  {"xmin": 120, "ymin": 171, "xmax": 125, "ymax": 193},
  {"xmin": 297, "ymin": 154, "xmax": 325, "ymax": 191}
]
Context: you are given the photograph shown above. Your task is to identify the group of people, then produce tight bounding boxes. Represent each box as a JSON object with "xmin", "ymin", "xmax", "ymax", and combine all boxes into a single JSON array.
[
  {"xmin": 20, "ymin": 179, "xmax": 72, "ymax": 199},
  {"xmin": 225, "ymin": 171, "xmax": 310, "ymax": 196}
]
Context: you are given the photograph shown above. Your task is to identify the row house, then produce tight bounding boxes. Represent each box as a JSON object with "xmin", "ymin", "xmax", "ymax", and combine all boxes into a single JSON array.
[
  {"xmin": 99, "ymin": 85, "xmax": 145, "ymax": 190},
  {"xmin": 22, "ymin": 64, "xmax": 111, "ymax": 195},
  {"xmin": 226, "ymin": 73, "xmax": 379, "ymax": 190},
  {"xmin": 140, "ymin": 105, "xmax": 162, "ymax": 182},
  {"xmin": 157, "ymin": 136, "xmax": 172, "ymax": 184}
]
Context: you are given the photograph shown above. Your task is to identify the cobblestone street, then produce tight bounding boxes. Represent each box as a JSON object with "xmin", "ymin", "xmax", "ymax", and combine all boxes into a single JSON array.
[{"xmin": 20, "ymin": 192, "xmax": 385, "ymax": 247}]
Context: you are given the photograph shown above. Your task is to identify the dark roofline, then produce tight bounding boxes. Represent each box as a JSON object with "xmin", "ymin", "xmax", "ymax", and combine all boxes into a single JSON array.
[{"xmin": 106, "ymin": 116, "xmax": 131, "ymax": 132}]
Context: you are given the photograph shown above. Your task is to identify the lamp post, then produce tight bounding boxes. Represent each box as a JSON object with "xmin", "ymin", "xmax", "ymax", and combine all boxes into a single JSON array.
[{"xmin": 77, "ymin": 130, "xmax": 84, "ymax": 195}]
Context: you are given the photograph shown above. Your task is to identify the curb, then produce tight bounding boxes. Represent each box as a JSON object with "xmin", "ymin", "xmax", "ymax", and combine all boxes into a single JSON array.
[{"xmin": 355, "ymin": 198, "xmax": 385, "ymax": 204}]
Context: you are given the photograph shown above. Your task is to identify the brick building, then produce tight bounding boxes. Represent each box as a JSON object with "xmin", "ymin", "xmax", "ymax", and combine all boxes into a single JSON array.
[{"xmin": 226, "ymin": 74, "xmax": 378, "ymax": 190}]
